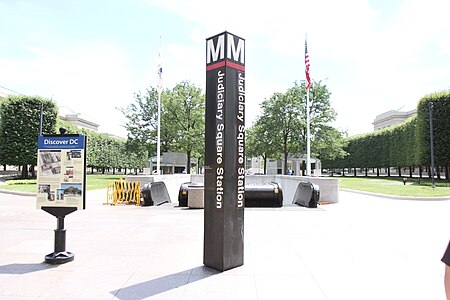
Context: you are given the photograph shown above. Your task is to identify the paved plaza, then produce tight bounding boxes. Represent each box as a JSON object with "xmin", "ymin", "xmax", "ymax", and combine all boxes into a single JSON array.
[{"xmin": 0, "ymin": 189, "xmax": 449, "ymax": 299}]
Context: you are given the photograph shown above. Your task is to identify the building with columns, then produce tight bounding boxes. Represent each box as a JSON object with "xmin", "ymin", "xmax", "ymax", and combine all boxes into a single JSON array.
[{"xmin": 373, "ymin": 109, "xmax": 416, "ymax": 131}]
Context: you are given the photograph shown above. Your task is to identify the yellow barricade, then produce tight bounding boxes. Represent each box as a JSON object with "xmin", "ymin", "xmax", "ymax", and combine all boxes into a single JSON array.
[
  {"xmin": 106, "ymin": 181, "xmax": 114, "ymax": 204},
  {"xmin": 106, "ymin": 179, "xmax": 141, "ymax": 206}
]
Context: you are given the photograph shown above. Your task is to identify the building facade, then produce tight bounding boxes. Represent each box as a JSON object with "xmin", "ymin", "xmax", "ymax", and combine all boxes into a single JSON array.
[
  {"xmin": 246, "ymin": 155, "xmax": 322, "ymax": 176},
  {"xmin": 60, "ymin": 113, "xmax": 99, "ymax": 132},
  {"xmin": 148, "ymin": 152, "xmax": 199, "ymax": 174},
  {"xmin": 373, "ymin": 109, "xmax": 416, "ymax": 131}
]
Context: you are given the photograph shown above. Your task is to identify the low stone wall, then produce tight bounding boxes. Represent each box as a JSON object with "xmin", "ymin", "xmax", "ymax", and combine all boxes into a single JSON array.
[
  {"xmin": 190, "ymin": 175, "xmax": 338, "ymax": 204},
  {"xmin": 127, "ymin": 174, "xmax": 339, "ymax": 205},
  {"xmin": 126, "ymin": 174, "xmax": 190, "ymax": 203},
  {"xmin": 244, "ymin": 175, "xmax": 339, "ymax": 204}
]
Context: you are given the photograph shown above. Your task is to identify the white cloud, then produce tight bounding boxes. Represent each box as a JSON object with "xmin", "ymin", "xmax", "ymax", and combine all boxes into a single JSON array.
[
  {"xmin": 164, "ymin": 42, "xmax": 204, "ymax": 88},
  {"xmin": 147, "ymin": 0, "xmax": 381, "ymax": 133},
  {"xmin": 0, "ymin": 42, "xmax": 134, "ymax": 138},
  {"xmin": 5, "ymin": 0, "xmax": 444, "ymax": 138}
]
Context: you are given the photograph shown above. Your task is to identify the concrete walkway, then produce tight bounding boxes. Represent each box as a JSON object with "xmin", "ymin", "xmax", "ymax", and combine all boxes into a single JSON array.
[{"xmin": 0, "ymin": 189, "xmax": 449, "ymax": 299}]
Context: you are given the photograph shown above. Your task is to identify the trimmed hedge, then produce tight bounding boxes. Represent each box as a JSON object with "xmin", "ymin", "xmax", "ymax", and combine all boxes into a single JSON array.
[
  {"xmin": 323, "ymin": 91, "xmax": 450, "ymax": 177},
  {"xmin": 416, "ymin": 92, "xmax": 450, "ymax": 166},
  {"xmin": 0, "ymin": 96, "xmax": 58, "ymax": 166},
  {"xmin": 57, "ymin": 119, "xmax": 148, "ymax": 172},
  {"xmin": 0, "ymin": 95, "xmax": 147, "ymax": 173}
]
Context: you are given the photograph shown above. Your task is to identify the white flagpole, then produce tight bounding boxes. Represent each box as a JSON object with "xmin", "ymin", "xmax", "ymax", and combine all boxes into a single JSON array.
[
  {"xmin": 305, "ymin": 34, "xmax": 311, "ymax": 177},
  {"xmin": 306, "ymin": 88, "xmax": 311, "ymax": 176},
  {"xmin": 156, "ymin": 36, "xmax": 162, "ymax": 175},
  {"xmin": 157, "ymin": 89, "xmax": 161, "ymax": 175}
]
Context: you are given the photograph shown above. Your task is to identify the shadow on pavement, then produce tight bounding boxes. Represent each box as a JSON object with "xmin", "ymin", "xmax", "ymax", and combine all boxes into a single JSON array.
[
  {"xmin": 0, "ymin": 263, "xmax": 57, "ymax": 274},
  {"xmin": 112, "ymin": 266, "xmax": 219, "ymax": 299}
]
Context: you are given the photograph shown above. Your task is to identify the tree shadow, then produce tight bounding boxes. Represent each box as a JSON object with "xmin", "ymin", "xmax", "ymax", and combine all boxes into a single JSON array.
[
  {"xmin": 0, "ymin": 262, "xmax": 57, "ymax": 274},
  {"xmin": 111, "ymin": 266, "xmax": 219, "ymax": 300}
]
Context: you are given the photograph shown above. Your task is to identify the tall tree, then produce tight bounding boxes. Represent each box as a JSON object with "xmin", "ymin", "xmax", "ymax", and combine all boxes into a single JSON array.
[
  {"xmin": 121, "ymin": 82, "xmax": 205, "ymax": 173},
  {"xmin": 290, "ymin": 81, "xmax": 337, "ymax": 150},
  {"xmin": 0, "ymin": 95, "xmax": 58, "ymax": 178},
  {"xmin": 259, "ymin": 92, "xmax": 303, "ymax": 175},
  {"xmin": 253, "ymin": 80, "xmax": 343, "ymax": 175},
  {"xmin": 163, "ymin": 81, "xmax": 205, "ymax": 173},
  {"xmin": 290, "ymin": 81, "xmax": 346, "ymax": 169},
  {"xmin": 313, "ymin": 125, "xmax": 348, "ymax": 162},
  {"xmin": 246, "ymin": 118, "xmax": 280, "ymax": 174},
  {"xmin": 123, "ymin": 139, "xmax": 148, "ymax": 172},
  {"xmin": 120, "ymin": 87, "xmax": 177, "ymax": 163},
  {"xmin": 120, "ymin": 88, "xmax": 158, "ymax": 150}
]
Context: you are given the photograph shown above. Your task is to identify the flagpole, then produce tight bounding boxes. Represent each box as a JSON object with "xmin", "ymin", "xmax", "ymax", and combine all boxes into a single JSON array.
[
  {"xmin": 306, "ymin": 88, "xmax": 311, "ymax": 176},
  {"xmin": 304, "ymin": 34, "xmax": 311, "ymax": 176},
  {"xmin": 156, "ymin": 36, "xmax": 162, "ymax": 175},
  {"xmin": 157, "ymin": 89, "xmax": 161, "ymax": 175}
]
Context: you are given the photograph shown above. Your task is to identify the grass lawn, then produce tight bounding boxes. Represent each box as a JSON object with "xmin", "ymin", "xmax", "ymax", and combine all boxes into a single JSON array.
[
  {"xmin": 85, "ymin": 174, "xmax": 126, "ymax": 190},
  {"xmin": 338, "ymin": 176, "xmax": 450, "ymax": 197},
  {"xmin": 0, "ymin": 183, "xmax": 37, "ymax": 193},
  {"xmin": 1, "ymin": 174, "xmax": 126, "ymax": 193},
  {"xmin": 3, "ymin": 174, "xmax": 450, "ymax": 198}
]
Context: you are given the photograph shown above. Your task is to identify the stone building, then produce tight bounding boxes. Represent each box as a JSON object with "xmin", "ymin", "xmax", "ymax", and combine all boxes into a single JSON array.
[{"xmin": 373, "ymin": 109, "xmax": 416, "ymax": 131}]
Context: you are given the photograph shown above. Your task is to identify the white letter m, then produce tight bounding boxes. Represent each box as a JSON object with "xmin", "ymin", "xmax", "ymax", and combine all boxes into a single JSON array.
[
  {"xmin": 227, "ymin": 34, "xmax": 244, "ymax": 64},
  {"xmin": 207, "ymin": 34, "xmax": 225, "ymax": 64}
]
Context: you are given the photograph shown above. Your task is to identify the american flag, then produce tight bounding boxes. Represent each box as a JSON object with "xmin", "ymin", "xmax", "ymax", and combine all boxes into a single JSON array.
[
  {"xmin": 157, "ymin": 50, "xmax": 163, "ymax": 92},
  {"xmin": 305, "ymin": 39, "xmax": 311, "ymax": 90}
]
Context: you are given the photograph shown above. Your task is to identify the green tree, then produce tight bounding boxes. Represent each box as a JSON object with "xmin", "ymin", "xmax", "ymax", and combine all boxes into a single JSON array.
[
  {"xmin": 291, "ymin": 81, "xmax": 339, "ymax": 158},
  {"xmin": 255, "ymin": 80, "xmax": 340, "ymax": 175},
  {"xmin": 246, "ymin": 118, "xmax": 280, "ymax": 174},
  {"xmin": 120, "ymin": 87, "xmax": 175, "ymax": 172},
  {"xmin": 122, "ymin": 82, "xmax": 205, "ymax": 173},
  {"xmin": 120, "ymin": 88, "xmax": 159, "ymax": 149},
  {"xmin": 258, "ymin": 92, "xmax": 303, "ymax": 174},
  {"xmin": 163, "ymin": 81, "xmax": 205, "ymax": 173},
  {"xmin": 0, "ymin": 95, "xmax": 58, "ymax": 177},
  {"xmin": 313, "ymin": 126, "xmax": 348, "ymax": 162},
  {"xmin": 56, "ymin": 118, "xmax": 147, "ymax": 174},
  {"xmin": 123, "ymin": 140, "xmax": 148, "ymax": 173}
]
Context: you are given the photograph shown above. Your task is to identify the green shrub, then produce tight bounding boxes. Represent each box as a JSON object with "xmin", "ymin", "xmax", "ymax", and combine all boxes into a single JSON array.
[
  {"xmin": 325, "ymin": 91, "xmax": 450, "ymax": 175},
  {"xmin": 5, "ymin": 179, "xmax": 37, "ymax": 185}
]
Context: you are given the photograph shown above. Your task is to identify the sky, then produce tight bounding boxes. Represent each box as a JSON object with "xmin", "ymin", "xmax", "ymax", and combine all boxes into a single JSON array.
[{"xmin": 1, "ymin": 0, "xmax": 450, "ymax": 138}]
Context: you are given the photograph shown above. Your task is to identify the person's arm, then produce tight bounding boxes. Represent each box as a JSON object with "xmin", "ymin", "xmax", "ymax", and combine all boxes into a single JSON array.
[
  {"xmin": 443, "ymin": 241, "xmax": 450, "ymax": 300},
  {"xmin": 445, "ymin": 264, "xmax": 450, "ymax": 300}
]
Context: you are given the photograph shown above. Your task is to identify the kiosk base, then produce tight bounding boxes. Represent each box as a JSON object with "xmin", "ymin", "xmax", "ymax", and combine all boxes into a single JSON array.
[
  {"xmin": 45, "ymin": 251, "xmax": 74, "ymax": 264},
  {"xmin": 42, "ymin": 206, "xmax": 77, "ymax": 265}
]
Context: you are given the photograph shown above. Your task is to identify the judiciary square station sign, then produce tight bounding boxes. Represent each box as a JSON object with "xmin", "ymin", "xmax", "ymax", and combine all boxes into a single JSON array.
[{"xmin": 204, "ymin": 31, "xmax": 245, "ymax": 271}]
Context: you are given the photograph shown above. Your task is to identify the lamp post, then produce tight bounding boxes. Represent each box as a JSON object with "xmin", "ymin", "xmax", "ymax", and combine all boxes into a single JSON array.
[
  {"xmin": 39, "ymin": 101, "xmax": 43, "ymax": 135},
  {"xmin": 429, "ymin": 101, "xmax": 436, "ymax": 189}
]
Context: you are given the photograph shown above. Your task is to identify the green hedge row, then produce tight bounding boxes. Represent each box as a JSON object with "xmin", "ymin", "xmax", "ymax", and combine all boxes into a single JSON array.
[
  {"xmin": 323, "ymin": 91, "xmax": 450, "ymax": 175},
  {"xmin": 416, "ymin": 92, "xmax": 450, "ymax": 166},
  {"xmin": 58, "ymin": 119, "xmax": 148, "ymax": 172},
  {"xmin": 0, "ymin": 96, "xmax": 58, "ymax": 168},
  {"xmin": 0, "ymin": 95, "xmax": 147, "ymax": 172}
]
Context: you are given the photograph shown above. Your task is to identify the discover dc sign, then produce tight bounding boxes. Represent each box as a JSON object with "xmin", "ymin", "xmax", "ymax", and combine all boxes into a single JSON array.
[
  {"xmin": 204, "ymin": 31, "xmax": 245, "ymax": 272},
  {"xmin": 38, "ymin": 136, "xmax": 85, "ymax": 150}
]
